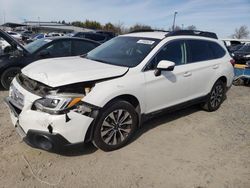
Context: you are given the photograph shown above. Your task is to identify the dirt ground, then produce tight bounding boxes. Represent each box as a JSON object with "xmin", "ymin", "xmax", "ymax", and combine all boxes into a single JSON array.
[{"xmin": 0, "ymin": 86, "xmax": 249, "ymax": 188}]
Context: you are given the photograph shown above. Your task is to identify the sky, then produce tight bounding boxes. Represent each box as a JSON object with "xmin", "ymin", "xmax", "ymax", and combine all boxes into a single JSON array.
[{"xmin": 0, "ymin": 0, "xmax": 250, "ymax": 38}]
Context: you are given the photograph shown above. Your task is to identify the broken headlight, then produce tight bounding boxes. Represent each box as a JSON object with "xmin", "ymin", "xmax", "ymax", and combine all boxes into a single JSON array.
[{"xmin": 33, "ymin": 94, "xmax": 84, "ymax": 114}]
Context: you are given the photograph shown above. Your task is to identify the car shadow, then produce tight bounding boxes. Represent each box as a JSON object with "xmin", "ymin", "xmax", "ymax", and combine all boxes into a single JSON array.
[
  {"xmin": 130, "ymin": 105, "xmax": 201, "ymax": 143},
  {"xmin": 55, "ymin": 142, "xmax": 98, "ymax": 156},
  {"xmin": 56, "ymin": 105, "xmax": 201, "ymax": 157}
]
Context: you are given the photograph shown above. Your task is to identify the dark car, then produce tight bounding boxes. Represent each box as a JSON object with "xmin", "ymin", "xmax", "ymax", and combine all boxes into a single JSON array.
[
  {"xmin": 233, "ymin": 44, "xmax": 250, "ymax": 65},
  {"xmin": 0, "ymin": 30, "xmax": 100, "ymax": 89},
  {"xmin": 70, "ymin": 31, "xmax": 115, "ymax": 43},
  {"xmin": 227, "ymin": 44, "xmax": 245, "ymax": 53}
]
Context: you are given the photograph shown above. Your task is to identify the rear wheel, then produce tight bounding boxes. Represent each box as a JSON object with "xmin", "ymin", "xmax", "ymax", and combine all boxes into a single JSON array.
[
  {"xmin": 1, "ymin": 67, "xmax": 21, "ymax": 89},
  {"xmin": 93, "ymin": 100, "xmax": 138, "ymax": 151},
  {"xmin": 202, "ymin": 80, "xmax": 226, "ymax": 112}
]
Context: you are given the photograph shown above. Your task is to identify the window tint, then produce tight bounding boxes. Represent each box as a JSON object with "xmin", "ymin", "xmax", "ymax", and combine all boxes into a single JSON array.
[
  {"xmin": 45, "ymin": 40, "xmax": 71, "ymax": 57},
  {"xmin": 187, "ymin": 40, "xmax": 214, "ymax": 63},
  {"xmin": 85, "ymin": 34, "xmax": 106, "ymax": 42},
  {"xmin": 72, "ymin": 40, "xmax": 98, "ymax": 55},
  {"xmin": 209, "ymin": 42, "xmax": 226, "ymax": 58},
  {"xmin": 150, "ymin": 40, "xmax": 186, "ymax": 69}
]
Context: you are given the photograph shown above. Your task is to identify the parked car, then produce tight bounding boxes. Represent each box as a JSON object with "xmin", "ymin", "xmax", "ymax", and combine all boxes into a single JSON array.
[
  {"xmin": 6, "ymin": 31, "xmax": 22, "ymax": 40},
  {"xmin": 232, "ymin": 43, "xmax": 250, "ymax": 64},
  {"xmin": 0, "ymin": 37, "xmax": 10, "ymax": 54},
  {"xmin": 4, "ymin": 30, "xmax": 234, "ymax": 152},
  {"xmin": 70, "ymin": 32, "xmax": 113, "ymax": 43},
  {"xmin": 0, "ymin": 29, "xmax": 100, "ymax": 89},
  {"xmin": 26, "ymin": 33, "xmax": 48, "ymax": 43},
  {"xmin": 227, "ymin": 44, "xmax": 245, "ymax": 53},
  {"xmin": 21, "ymin": 30, "xmax": 35, "ymax": 42},
  {"xmin": 47, "ymin": 32, "xmax": 64, "ymax": 37}
]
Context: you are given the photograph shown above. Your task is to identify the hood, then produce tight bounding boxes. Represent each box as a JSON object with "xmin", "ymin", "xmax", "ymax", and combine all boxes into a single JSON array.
[
  {"xmin": 22, "ymin": 56, "xmax": 128, "ymax": 87},
  {"xmin": 0, "ymin": 29, "xmax": 29, "ymax": 54}
]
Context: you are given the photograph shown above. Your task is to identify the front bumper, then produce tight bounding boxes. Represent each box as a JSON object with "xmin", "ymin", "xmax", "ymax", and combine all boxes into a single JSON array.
[{"xmin": 4, "ymin": 79, "xmax": 95, "ymax": 151}]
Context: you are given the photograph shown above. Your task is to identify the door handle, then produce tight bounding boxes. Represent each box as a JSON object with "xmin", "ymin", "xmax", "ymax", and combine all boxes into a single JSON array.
[
  {"xmin": 183, "ymin": 72, "xmax": 192, "ymax": 77},
  {"xmin": 213, "ymin": 64, "xmax": 219, "ymax": 69}
]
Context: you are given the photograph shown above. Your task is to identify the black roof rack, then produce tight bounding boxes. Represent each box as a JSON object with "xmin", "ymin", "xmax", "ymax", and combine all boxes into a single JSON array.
[
  {"xmin": 129, "ymin": 29, "xmax": 169, "ymax": 33},
  {"xmin": 165, "ymin": 30, "xmax": 218, "ymax": 39}
]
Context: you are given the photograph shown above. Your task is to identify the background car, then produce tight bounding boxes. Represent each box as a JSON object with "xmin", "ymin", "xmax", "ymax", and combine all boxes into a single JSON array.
[
  {"xmin": 6, "ymin": 31, "xmax": 22, "ymax": 40},
  {"xmin": 26, "ymin": 33, "xmax": 48, "ymax": 43},
  {"xmin": 233, "ymin": 43, "xmax": 250, "ymax": 64},
  {"xmin": 0, "ymin": 37, "xmax": 10, "ymax": 54},
  {"xmin": 0, "ymin": 29, "xmax": 100, "ymax": 89},
  {"xmin": 70, "ymin": 31, "xmax": 114, "ymax": 43}
]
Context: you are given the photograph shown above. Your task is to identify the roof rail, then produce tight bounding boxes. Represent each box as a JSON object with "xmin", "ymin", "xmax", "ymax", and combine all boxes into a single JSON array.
[
  {"xmin": 165, "ymin": 30, "xmax": 218, "ymax": 39},
  {"xmin": 129, "ymin": 29, "xmax": 169, "ymax": 33}
]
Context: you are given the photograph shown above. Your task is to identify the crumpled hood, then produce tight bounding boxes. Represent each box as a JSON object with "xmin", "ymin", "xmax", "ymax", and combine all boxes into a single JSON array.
[{"xmin": 22, "ymin": 56, "xmax": 128, "ymax": 87}]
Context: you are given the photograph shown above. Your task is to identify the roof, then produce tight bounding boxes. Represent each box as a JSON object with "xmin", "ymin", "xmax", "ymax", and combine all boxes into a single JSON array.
[
  {"xmin": 2, "ymin": 22, "xmax": 27, "ymax": 28},
  {"xmin": 123, "ymin": 32, "xmax": 168, "ymax": 39}
]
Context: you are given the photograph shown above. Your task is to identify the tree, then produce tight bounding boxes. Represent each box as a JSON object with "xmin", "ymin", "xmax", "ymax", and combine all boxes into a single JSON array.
[
  {"xmin": 186, "ymin": 25, "xmax": 197, "ymax": 30},
  {"xmin": 129, "ymin": 24, "xmax": 152, "ymax": 32},
  {"xmin": 83, "ymin": 20, "xmax": 102, "ymax": 30},
  {"xmin": 231, "ymin": 25, "xmax": 249, "ymax": 39},
  {"xmin": 62, "ymin": 20, "xmax": 66, "ymax": 24},
  {"xmin": 103, "ymin": 22, "xmax": 116, "ymax": 31},
  {"xmin": 71, "ymin": 21, "xmax": 84, "ymax": 28}
]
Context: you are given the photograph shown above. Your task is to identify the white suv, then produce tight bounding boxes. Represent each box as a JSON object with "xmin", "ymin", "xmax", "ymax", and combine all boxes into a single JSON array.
[{"xmin": 5, "ymin": 30, "xmax": 234, "ymax": 152}]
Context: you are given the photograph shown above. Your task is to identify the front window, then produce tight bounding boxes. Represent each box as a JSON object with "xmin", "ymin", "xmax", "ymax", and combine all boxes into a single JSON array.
[
  {"xmin": 24, "ymin": 38, "xmax": 52, "ymax": 54},
  {"xmin": 86, "ymin": 37, "xmax": 160, "ymax": 67}
]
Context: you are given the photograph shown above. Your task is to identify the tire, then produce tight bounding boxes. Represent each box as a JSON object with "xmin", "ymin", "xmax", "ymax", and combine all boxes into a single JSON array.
[
  {"xmin": 233, "ymin": 78, "xmax": 244, "ymax": 86},
  {"xmin": 202, "ymin": 80, "xmax": 226, "ymax": 112},
  {"xmin": 93, "ymin": 100, "xmax": 138, "ymax": 151},
  {"xmin": 1, "ymin": 67, "xmax": 21, "ymax": 90}
]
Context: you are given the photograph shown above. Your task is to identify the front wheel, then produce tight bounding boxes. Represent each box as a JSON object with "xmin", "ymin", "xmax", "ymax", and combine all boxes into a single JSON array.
[
  {"xmin": 1, "ymin": 67, "xmax": 21, "ymax": 90},
  {"xmin": 93, "ymin": 100, "xmax": 138, "ymax": 151},
  {"xmin": 202, "ymin": 80, "xmax": 226, "ymax": 112}
]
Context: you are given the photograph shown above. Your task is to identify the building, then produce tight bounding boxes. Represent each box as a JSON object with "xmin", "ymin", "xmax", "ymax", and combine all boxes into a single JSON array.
[{"xmin": 2, "ymin": 21, "xmax": 93, "ymax": 33}]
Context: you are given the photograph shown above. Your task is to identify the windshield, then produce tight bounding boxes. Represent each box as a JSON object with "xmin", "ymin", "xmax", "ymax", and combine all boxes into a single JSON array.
[
  {"xmin": 86, "ymin": 36, "xmax": 160, "ymax": 67},
  {"xmin": 24, "ymin": 38, "xmax": 52, "ymax": 54},
  {"xmin": 238, "ymin": 44, "xmax": 250, "ymax": 53}
]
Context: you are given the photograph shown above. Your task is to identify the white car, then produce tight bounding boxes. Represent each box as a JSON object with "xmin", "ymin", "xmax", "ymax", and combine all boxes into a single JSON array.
[
  {"xmin": 6, "ymin": 31, "xmax": 22, "ymax": 40},
  {"xmin": 5, "ymin": 30, "xmax": 234, "ymax": 152}
]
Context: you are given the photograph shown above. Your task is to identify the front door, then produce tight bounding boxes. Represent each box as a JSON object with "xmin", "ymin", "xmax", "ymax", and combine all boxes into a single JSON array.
[{"xmin": 144, "ymin": 40, "xmax": 193, "ymax": 114}]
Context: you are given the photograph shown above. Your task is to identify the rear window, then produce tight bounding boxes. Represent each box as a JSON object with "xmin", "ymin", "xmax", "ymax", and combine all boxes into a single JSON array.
[{"xmin": 187, "ymin": 40, "xmax": 225, "ymax": 63}]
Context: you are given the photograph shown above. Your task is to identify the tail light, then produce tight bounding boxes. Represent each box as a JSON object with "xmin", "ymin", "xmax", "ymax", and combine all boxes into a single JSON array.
[{"xmin": 230, "ymin": 59, "xmax": 235, "ymax": 67}]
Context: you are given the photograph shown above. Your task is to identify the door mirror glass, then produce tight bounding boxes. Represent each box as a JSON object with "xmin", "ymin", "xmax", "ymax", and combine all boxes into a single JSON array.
[{"xmin": 155, "ymin": 60, "xmax": 175, "ymax": 76}]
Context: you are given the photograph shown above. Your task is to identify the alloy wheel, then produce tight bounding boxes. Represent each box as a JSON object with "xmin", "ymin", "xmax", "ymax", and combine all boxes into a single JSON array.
[{"xmin": 100, "ymin": 109, "xmax": 133, "ymax": 145}]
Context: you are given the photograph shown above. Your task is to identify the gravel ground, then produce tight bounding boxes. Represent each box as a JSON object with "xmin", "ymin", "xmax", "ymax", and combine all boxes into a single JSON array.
[{"xmin": 0, "ymin": 86, "xmax": 249, "ymax": 188}]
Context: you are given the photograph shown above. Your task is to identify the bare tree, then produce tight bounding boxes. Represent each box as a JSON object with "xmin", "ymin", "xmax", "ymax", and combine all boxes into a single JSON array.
[
  {"xmin": 231, "ymin": 25, "xmax": 249, "ymax": 39},
  {"xmin": 186, "ymin": 25, "xmax": 197, "ymax": 30},
  {"xmin": 129, "ymin": 24, "xmax": 152, "ymax": 32}
]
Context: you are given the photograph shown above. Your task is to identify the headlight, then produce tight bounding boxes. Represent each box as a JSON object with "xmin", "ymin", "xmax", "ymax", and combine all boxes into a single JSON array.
[
  {"xmin": 33, "ymin": 94, "xmax": 83, "ymax": 114},
  {"xmin": 244, "ymin": 54, "xmax": 250, "ymax": 58}
]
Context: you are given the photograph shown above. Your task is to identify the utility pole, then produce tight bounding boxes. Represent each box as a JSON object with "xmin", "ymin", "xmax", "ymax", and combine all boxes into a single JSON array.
[{"xmin": 172, "ymin": 11, "xmax": 178, "ymax": 31}]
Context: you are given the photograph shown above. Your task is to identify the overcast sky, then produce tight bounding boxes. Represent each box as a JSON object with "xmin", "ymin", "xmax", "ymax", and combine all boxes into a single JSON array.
[{"xmin": 0, "ymin": 0, "xmax": 250, "ymax": 38}]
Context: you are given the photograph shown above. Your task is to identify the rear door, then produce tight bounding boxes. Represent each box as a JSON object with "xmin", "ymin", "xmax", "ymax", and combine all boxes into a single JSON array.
[{"xmin": 185, "ymin": 39, "xmax": 226, "ymax": 98}]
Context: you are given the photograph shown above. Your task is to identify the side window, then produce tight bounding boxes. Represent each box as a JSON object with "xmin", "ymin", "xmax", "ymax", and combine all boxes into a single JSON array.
[
  {"xmin": 187, "ymin": 40, "xmax": 214, "ymax": 63},
  {"xmin": 72, "ymin": 40, "xmax": 98, "ymax": 55},
  {"xmin": 150, "ymin": 40, "xmax": 186, "ymax": 69},
  {"xmin": 209, "ymin": 42, "xmax": 226, "ymax": 58},
  {"xmin": 45, "ymin": 40, "xmax": 71, "ymax": 57}
]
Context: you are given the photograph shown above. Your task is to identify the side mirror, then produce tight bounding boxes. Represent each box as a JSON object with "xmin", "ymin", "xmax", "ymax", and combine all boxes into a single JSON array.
[
  {"xmin": 38, "ymin": 50, "xmax": 50, "ymax": 57},
  {"xmin": 154, "ymin": 60, "xmax": 175, "ymax": 76}
]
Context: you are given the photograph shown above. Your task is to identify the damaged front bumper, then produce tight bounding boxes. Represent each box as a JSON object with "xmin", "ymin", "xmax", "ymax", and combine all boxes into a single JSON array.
[{"xmin": 4, "ymin": 79, "xmax": 97, "ymax": 152}]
